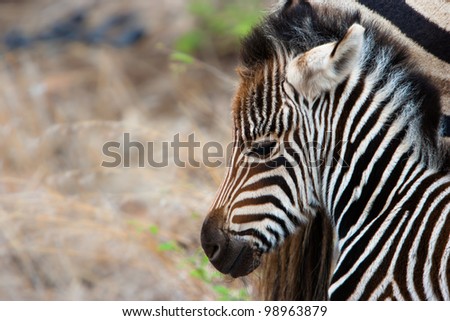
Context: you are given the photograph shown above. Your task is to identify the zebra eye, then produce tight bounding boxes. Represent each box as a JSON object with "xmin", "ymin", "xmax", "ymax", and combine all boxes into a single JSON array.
[{"xmin": 248, "ymin": 140, "xmax": 277, "ymax": 158}]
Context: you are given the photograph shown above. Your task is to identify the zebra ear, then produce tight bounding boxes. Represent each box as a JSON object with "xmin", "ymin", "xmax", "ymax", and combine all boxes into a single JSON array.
[{"xmin": 286, "ymin": 23, "xmax": 365, "ymax": 99}]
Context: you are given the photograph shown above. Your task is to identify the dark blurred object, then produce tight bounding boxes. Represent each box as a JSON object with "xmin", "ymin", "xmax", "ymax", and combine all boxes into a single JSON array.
[
  {"xmin": 3, "ymin": 10, "xmax": 146, "ymax": 50},
  {"xmin": 112, "ymin": 28, "xmax": 145, "ymax": 47},
  {"xmin": 84, "ymin": 13, "xmax": 145, "ymax": 46},
  {"xmin": 442, "ymin": 115, "xmax": 450, "ymax": 137},
  {"xmin": 36, "ymin": 11, "xmax": 87, "ymax": 42},
  {"xmin": 4, "ymin": 29, "xmax": 31, "ymax": 49},
  {"xmin": 85, "ymin": 13, "xmax": 134, "ymax": 44}
]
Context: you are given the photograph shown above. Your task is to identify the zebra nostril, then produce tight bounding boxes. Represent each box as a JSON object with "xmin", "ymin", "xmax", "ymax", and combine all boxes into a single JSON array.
[
  {"xmin": 201, "ymin": 213, "xmax": 261, "ymax": 277},
  {"xmin": 201, "ymin": 216, "xmax": 227, "ymax": 263},
  {"xmin": 204, "ymin": 243, "xmax": 224, "ymax": 263},
  {"xmin": 210, "ymin": 245, "xmax": 220, "ymax": 260},
  {"xmin": 202, "ymin": 233, "xmax": 227, "ymax": 263}
]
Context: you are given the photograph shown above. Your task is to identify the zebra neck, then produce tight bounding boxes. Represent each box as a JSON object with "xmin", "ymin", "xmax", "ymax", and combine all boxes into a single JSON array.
[
  {"xmin": 320, "ymin": 101, "xmax": 449, "ymax": 242},
  {"xmin": 328, "ymin": 164, "xmax": 450, "ymax": 299},
  {"xmin": 314, "ymin": 75, "xmax": 443, "ymax": 233}
]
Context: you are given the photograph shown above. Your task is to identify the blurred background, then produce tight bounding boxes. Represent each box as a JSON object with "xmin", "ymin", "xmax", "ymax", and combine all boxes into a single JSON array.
[{"xmin": 0, "ymin": 0, "xmax": 270, "ymax": 300}]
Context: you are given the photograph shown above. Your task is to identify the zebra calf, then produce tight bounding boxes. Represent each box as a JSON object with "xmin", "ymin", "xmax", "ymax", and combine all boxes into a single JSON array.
[{"xmin": 201, "ymin": 0, "xmax": 450, "ymax": 300}]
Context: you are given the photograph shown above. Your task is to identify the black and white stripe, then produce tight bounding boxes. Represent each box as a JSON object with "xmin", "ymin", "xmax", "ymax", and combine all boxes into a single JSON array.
[{"xmin": 205, "ymin": 0, "xmax": 450, "ymax": 300}]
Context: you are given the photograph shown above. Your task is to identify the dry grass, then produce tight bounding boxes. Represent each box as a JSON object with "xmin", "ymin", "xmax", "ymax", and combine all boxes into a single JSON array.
[{"xmin": 0, "ymin": 0, "xmax": 257, "ymax": 300}]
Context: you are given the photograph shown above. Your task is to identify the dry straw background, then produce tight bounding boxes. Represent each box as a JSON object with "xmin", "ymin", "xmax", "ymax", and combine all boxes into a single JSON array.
[{"xmin": 0, "ymin": 0, "xmax": 270, "ymax": 300}]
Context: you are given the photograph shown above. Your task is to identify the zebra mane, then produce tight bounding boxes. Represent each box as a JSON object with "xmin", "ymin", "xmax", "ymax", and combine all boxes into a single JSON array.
[
  {"xmin": 259, "ymin": 209, "xmax": 335, "ymax": 300},
  {"xmin": 247, "ymin": 1, "xmax": 446, "ymax": 300}
]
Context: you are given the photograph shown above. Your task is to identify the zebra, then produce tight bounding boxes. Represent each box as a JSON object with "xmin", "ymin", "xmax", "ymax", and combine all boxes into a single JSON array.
[
  {"xmin": 200, "ymin": 0, "xmax": 450, "ymax": 300},
  {"xmin": 356, "ymin": 0, "xmax": 449, "ymax": 64}
]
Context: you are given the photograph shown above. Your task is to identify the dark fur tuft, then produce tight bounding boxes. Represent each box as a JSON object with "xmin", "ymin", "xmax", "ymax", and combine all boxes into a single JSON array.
[
  {"xmin": 259, "ymin": 209, "xmax": 334, "ymax": 300},
  {"xmin": 240, "ymin": 2, "xmax": 362, "ymax": 69},
  {"xmin": 240, "ymin": 27, "xmax": 276, "ymax": 71}
]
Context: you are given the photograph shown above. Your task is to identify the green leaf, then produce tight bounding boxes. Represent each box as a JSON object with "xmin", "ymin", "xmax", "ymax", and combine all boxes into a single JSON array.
[
  {"xmin": 211, "ymin": 270, "xmax": 223, "ymax": 279},
  {"xmin": 190, "ymin": 268, "xmax": 210, "ymax": 282},
  {"xmin": 158, "ymin": 241, "xmax": 179, "ymax": 252},
  {"xmin": 170, "ymin": 52, "xmax": 195, "ymax": 65},
  {"xmin": 191, "ymin": 211, "xmax": 201, "ymax": 219},
  {"xmin": 148, "ymin": 225, "xmax": 159, "ymax": 235},
  {"xmin": 232, "ymin": 22, "xmax": 254, "ymax": 38},
  {"xmin": 213, "ymin": 285, "xmax": 230, "ymax": 297},
  {"xmin": 197, "ymin": 253, "xmax": 207, "ymax": 264},
  {"xmin": 189, "ymin": 0, "xmax": 214, "ymax": 18},
  {"xmin": 174, "ymin": 31, "xmax": 203, "ymax": 55}
]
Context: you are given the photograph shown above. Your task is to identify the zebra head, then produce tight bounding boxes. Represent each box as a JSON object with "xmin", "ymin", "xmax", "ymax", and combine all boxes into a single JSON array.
[{"xmin": 201, "ymin": 2, "xmax": 366, "ymax": 277}]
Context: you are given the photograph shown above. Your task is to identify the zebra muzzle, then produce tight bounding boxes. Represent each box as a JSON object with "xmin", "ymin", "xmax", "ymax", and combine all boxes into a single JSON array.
[{"xmin": 201, "ymin": 217, "xmax": 260, "ymax": 277}]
